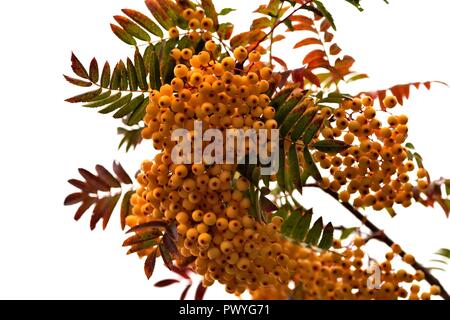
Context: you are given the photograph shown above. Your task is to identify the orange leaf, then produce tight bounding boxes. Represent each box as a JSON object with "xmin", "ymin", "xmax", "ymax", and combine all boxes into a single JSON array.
[
  {"xmin": 294, "ymin": 37, "xmax": 321, "ymax": 49},
  {"xmin": 291, "ymin": 24, "xmax": 317, "ymax": 33},
  {"xmin": 329, "ymin": 43, "xmax": 342, "ymax": 55},
  {"xmin": 308, "ymin": 58, "xmax": 329, "ymax": 70},
  {"xmin": 289, "ymin": 15, "xmax": 314, "ymax": 26},
  {"xmin": 272, "ymin": 34, "xmax": 286, "ymax": 43},
  {"xmin": 320, "ymin": 19, "xmax": 331, "ymax": 32},
  {"xmin": 272, "ymin": 56, "xmax": 288, "ymax": 70},
  {"xmin": 324, "ymin": 31, "xmax": 334, "ymax": 42},
  {"xmin": 303, "ymin": 50, "xmax": 326, "ymax": 65}
]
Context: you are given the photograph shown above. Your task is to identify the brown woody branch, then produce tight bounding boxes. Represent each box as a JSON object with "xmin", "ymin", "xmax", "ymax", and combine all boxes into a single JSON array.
[{"xmin": 305, "ymin": 183, "xmax": 450, "ymax": 300}]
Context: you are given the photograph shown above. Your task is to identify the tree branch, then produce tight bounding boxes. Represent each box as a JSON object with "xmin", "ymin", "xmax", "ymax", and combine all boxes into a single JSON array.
[{"xmin": 305, "ymin": 183, "xmax": 450, "ymax": 300}]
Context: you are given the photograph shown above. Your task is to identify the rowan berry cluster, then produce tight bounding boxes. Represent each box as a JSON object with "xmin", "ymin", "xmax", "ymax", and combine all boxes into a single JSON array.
[{"xmin": 311, "ymin": 96, "xmax": 428, "ymax": 210}]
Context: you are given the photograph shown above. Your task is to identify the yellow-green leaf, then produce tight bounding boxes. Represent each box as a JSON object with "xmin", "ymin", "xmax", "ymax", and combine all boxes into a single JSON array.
[
  {"xmin": 122, "ymin": 8, "xmax": 163, "ymax": 38},
  {"xmin": 110, "ymin": 24, "xmax": 137, "ymax": 45},
  {"xmin": 114, "ymin": 94, "xmax": 145, "ymax": 119}
]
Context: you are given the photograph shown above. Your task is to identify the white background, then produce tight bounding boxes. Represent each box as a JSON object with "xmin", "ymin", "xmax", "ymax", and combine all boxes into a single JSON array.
[{"xmin": 0, "ymin": 0, "xmax": 449, "ymax": 299}]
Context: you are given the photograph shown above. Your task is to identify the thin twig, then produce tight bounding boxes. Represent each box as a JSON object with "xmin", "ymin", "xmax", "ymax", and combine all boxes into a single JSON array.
[{"xmin": 305, "ymin": 183, "xmax": 450, "ymax": 300}]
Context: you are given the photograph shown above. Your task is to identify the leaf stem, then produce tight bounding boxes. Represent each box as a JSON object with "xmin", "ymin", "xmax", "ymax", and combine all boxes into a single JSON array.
[{"xmin": 305, "ymin": 183, "xmax": 450, "ymax": 300}]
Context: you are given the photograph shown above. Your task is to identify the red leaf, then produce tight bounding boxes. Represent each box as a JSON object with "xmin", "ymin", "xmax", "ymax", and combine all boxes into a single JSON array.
[
  {"xmin": 63, "ymin": 75, "xmax": 92, "ymax": 87},
  {"xmin": 170, "ymin": 265, "xmax": 192, "ymax": 280},
  {"xmin": 113, "ymin": 161, "xmax": 133, "ymax": 185},
  {"xmin": 304, "ymin": 69, "xmax": 321, "ymax": 87},
  {"xmin": 102, "ymin": 194, "xmax": 121, "ymax": 230},
  {"xmin": 294, "ymin": 37, "xmax": 321, "ymax": 49},
  {"xmin": 159, "ymin": 243, "xmax": 174, "ymax": 271},
  {"xmin": 303, "ymin": 50, "xmax": 325, "ymax": 65},
  {"xmin": 195, "ymin": 283, "xmax": 207, "ymax": 300},
  {"xmin": 95, "ymin": 165, "xmax": 121, "ymax": 188},
  {"xmin": 89, "ymin": 58, "xmax": 99, "ymax": 83},
  {"xmin": 68, "ymin": 179, "xmax": 96, "ymax": 193},
  {"xmin": 78, "ymin": 168, "xmax": 110, "ymax": 192},
  {"xmin": 144, "ymin": 250, "xmax": 157, "ymax": 279},
  {"xmin": 424, "ymin": 81, "xmax": 431, "ymax": 90},
  {"xmin": 90, "ymin": 197, "xmax": 110, "ymax": 230},
  {"xmin": 180, "ymin": 284, "xmax": 192, "ymax": 300},
  {"xmin": 123, "ymin": 232, "xmax": 161, "ymax": 247},
  {"xmin": 127, "ymin": 220, "xmax": 168, "ymax": 234},
  {"xmin": 64, "ymin": 193, "xmax": 86, "ymax": 206},
  {"xmin": 292, "ymin": 67, "xmax": 305, "ymax": 87},
  {"xmin": 162, "ymin": 233, "xmax": 180, "ymax": 258},
  {"xmin": 74, "ymin": 197, "xmax": 97, "ymax": 221},
  {"xmin": 71, "ymin": 53, "xmax": 89, "ymax": 79},
  {"xmin": 154, "ymin": 279, "xmax": 180, "ymax": 288},
  {"xmin": 272, "ymin": 56, "xmax": 287, "ymax": 70}
]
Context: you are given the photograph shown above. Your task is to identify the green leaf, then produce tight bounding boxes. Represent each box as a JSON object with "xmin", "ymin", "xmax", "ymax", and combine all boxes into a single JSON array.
[
  {"xmin": 436, "ymin": 248, "xmax": 450, "ymax": 259},
  {"xmin": 120, "ymin": 190, "xmax": 134, "ymax": 230},
  {"xmin": 281, "ymin": 210, "xmax": 302, "ymax": 237},
  {"xmin": 114, "ymin": 94, "xmax": 145, "ymax": 119},
  {"xmin": 159, "ymin": 243, "xmax": 174, "ymax": 270},
  {"xmin": 270, "ymin": 87, "xmax": 295, "ymax": 109},
  {"xmin": 340, "ymin": 227, "xmax": 357, "ymax": 240},
  {"xmin": 134, "ymin": 49, "xmax": 149, "ymax": 91},
  {"xmin": 305, "ymin": 217, "xmax": 323, "ymax": 246},
  {"xmin": 275, "ymin": 205, "xmax": 289, "ymax": 220},
  {"xmin": 318, "ymin": 223, "xmax": 334, "ymax": 250},
  {"xmin": 118, "ymin": 127, "xmax": 143, "ymax": 151},
  {"xmin": 217, "ymin": 23, "xmax": 234, "ymax": 40},
  {"xmin": 291, "ymin": 108, "xmax": 318, "ymax": 142},
  {"xmin": 63, "ymin": 75, "xmax": 92, "ymax": 87},
  {"xmin": 122, "ymin": 9, "xmax": 163, "ymax": 38},
  {"xmin": 89, "ymin": 58, "xmax": 99, "ymax": 83},
  {"xmin": 312, "ymin": 139, "xmax": 350, "ymax": 153},
  {"xmin": 275, "ymin": 97, "xmax": 302, "ymax": 123},
  {"xmin": 83, "ymin": 92, "xmax": 122, "ymax": 108},
  {"xmin": 303, "ymin": 147, "xmax": 322, "ymax": 183},
  {"xmin": 71, "ymin": 53, "xmax": 89, "ymax": 79},
  {"xmin": 110, "ymin": 24, "xmax": 137, "ymax": 45},
  {"xmin": 65, "ymin": 88, "xmax": 102, "ymax": 103},
  {"xmin": 101, "ymin": 62, "xmax": 111, "ymax": 88},
  {"xmin": 128, "ymin": 97, "xmax": 149, "ymax": 126},
  {"xmin": 277, "ymin": 141, "xmax": 286, "ymax": 190},
  {"xmin": 114, "ymin": 15, "xmax": 151, "ymax": 41},
  {"xmin": 127, "ymin": 239, "xmax": 158, "ymax": 255},
  {"xmin": 218, "ymin": 8, "xmax": 236, "ymax": 16},
  {"xmin": 292, "ymin": 210, "xmax": 313, "ymax": 241},
  {"xmin": 145, "ymin": 0, "xmax": 174, "ymax": 30},
  {"xmin": 161, "ymin": 39, "xmax": 178, "ymax": 85},
  {"xmin": 345, "ymin": 0, "xmax": 364, "ymax": 11},
  {"xmin": 144, "ymin": 45, "xmax": 161, "ymax": 90},
  {"xmin": 110, "ymin": 63, "xmax": 121, "ymax": 90},
  {"xmin": 92, "ymin": 91, "xmax": 112, "ymax": 101},
  {"xmin": 201, "ymin": 0, "xmax": 219, "ymax": 29},
  {"xmin": 99, "ymin": 93, "xmax": 132, "ymax": 114},
  {"xmin": 119, "ymin": 60, "xmax": 129, "ymax": 91},
  {"xmin": 127, "ymin": 58, "xmax": 138, "ymax": 91},
  {"xmin": 302, "ymin": 116, "xmax": 323, "ymax": 145},
  {"xmin": 288, "ymin": 144, "xmax": 302, "ymax": 193},
  {"xmin": 280, "ymin": 113, "xmax": 302, "ymax": 138},
  {"xmin": 313, "ymin": 0, "xmax": 336, "ymax": 30}
]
